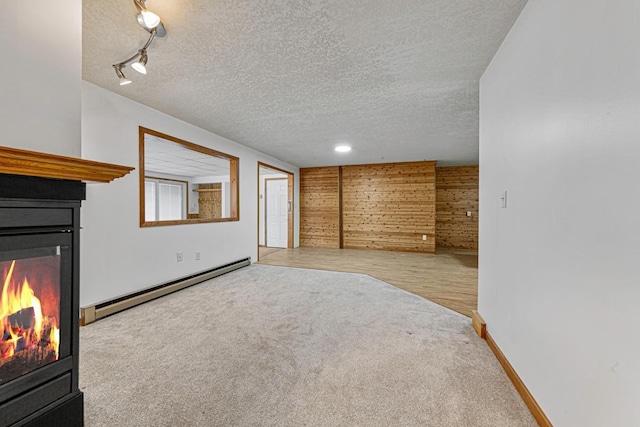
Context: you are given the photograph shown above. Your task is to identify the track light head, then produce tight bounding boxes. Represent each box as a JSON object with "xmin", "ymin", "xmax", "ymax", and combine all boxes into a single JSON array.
[
  {"xmin": 114, "ymin": 65, "xmax": 132, "ymax": 86},
  {"xmin": 139, "ymin": 10, "xmax": 161, "ymax": 29},
  {"xmin": 132, "ymin": 50, "xmax": 148, "ymax": 74},
  {"xmin": 133, "ymin": 0, "xmax": 165, "ymax": 35}
]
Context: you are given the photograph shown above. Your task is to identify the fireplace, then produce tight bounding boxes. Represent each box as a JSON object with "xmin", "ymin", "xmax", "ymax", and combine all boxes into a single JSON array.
[
  {"xmin": 0, "ymin": 147, "xmax": 133, "ymax": 427},
  {"xmin": 0, "ymin": 175, "xmax": 83, "ymax": 427}
]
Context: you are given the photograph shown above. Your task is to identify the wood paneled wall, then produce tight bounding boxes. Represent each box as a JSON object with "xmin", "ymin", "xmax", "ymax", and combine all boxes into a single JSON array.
[
  {"xmin": 300, "ymin": 161, "xmax": 436, "ymax": 254},
  {"xmin": 300, "ymin": 167, "xmax": 340, "ymax": 248},
  {"xmin": 436, "ymin": 166, "xmax": 479, "ymax": 250},
  {"xmin": 342, "ymin": 162, "xmax": 436, "ymax": 253},
  {"xmin": 195, "ymin": 183, "xmax": 222, "ymax": 219}
]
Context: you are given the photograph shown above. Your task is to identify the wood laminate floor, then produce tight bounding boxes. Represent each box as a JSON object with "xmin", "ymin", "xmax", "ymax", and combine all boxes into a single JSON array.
[
  {"xmin": 258, "ymin": 247, "xmax": 477, "ymax": 317},
  {"xmin": 259, "ymin": 246, "xmax": 286, "ymax": 258}
]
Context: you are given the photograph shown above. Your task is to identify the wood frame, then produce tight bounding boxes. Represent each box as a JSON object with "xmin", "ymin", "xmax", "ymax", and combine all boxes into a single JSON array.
[
  {"xmin": 139, "ymin": 127, "xmax": 239, "ymax": 227},
  {"xmin": 257, "ymin": 162, "xmax": 294, "ymax": 259},
  {"xmin": 0, "ymin": 146, "xmax": 133, "ymax": 182}
]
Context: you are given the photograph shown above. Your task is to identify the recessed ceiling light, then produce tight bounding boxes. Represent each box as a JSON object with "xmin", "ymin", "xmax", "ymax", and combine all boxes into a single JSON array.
[{"xmin": 335, "ymin": 145, "xmax": 351, "ymax": 153}]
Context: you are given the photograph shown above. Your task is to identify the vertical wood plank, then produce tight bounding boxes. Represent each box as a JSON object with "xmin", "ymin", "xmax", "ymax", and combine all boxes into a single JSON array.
[
  {"xmin": 195, "ymin": 183, "xmax": 222, "ymax": 219},
  {"xmin": 339, "ymin": 166, "xmax": 344, "ymax": 249},
  {"xmin": 341, "ymin": 161, "xmax": 436, "ymax": 253},
  {"xmin": 435, "ymin": 166, "xmax": 479, "ymax": 250},
  {"xmin": 300, "ymin": 167, "xmax": 341, "ymax": 248}
]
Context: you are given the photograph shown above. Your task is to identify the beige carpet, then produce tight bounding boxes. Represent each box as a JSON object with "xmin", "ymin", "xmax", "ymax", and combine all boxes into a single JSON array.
[{"xmin": 79, "ymin": 264, "xmax": 535, "ymax": 427}]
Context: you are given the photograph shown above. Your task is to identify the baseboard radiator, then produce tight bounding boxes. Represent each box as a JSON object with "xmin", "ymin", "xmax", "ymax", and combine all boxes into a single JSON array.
[{"xmin": 80, "ymin": 257, "xmax": 251, "ymax": 326}]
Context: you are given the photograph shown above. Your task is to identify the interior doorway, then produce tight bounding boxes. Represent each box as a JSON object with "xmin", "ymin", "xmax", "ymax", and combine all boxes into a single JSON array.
[{"xmin": 258, "ymin": 163, "xmax": 294, "ymax": 260}]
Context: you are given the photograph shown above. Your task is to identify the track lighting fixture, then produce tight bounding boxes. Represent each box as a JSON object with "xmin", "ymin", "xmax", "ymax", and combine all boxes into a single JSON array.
[{"xmin": 112, "ymin": 0, "xmax": 166, "ymax": 85}]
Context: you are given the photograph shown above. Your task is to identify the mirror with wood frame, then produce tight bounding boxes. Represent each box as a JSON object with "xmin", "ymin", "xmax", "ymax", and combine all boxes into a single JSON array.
[{"xmin": 139, "ymin": 127, "xmax": 239, "ymax": 226}]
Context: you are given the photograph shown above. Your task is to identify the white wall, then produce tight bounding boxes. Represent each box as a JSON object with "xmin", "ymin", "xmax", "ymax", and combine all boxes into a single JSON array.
[
  {"xmin": 0, "ymin": 1, "xmax": 81, "ymax": 157},
  {"xmin": 80, "ymin": 81, "xmax": 299, "ymax": 307},
  {"xmin": 479, "ymin": 0, "xmax": 640, "ymax": 425}
]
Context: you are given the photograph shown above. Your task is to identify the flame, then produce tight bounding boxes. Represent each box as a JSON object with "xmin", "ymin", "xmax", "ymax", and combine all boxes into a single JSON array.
[
  {"xmin": 49, "ymin": 326, "xmax": 60, "ymax": 359},
  {"xmin": 1, "ymin": 260, "xmax": 60, "ymax": 365}
]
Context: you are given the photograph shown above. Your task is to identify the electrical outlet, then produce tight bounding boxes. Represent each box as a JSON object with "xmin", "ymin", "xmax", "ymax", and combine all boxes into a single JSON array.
[
  {"xmin": 177, "ymin": 252, "xmax": 183, "ymax": 262},
  {"xmin": 422, "ymin": 235, "xmax": 427, "ymax": 241},
  {"xmin": 466, "ymin": 211, "xmax": 472, "ymax": 217},
  {"xmin": 195, "ymin": 251, "xmax": 200, "ymax": 261}
]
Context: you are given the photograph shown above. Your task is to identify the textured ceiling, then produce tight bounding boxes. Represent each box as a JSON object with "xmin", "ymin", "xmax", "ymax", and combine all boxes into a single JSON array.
[{"xmin": 83, "ymin": 0, "xmax": 527, "ymax": 167}]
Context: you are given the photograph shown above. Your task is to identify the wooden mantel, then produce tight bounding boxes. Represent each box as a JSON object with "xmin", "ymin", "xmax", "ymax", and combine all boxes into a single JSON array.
[{"xmin": 0, "ymin": 146, "xmax": 134, "ymax": 183}]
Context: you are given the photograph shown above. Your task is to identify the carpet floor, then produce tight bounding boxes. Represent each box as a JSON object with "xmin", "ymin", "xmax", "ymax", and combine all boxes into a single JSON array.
[{"xmin": 79, "ymin": 264, "xmax": 536, "ymax": 426}]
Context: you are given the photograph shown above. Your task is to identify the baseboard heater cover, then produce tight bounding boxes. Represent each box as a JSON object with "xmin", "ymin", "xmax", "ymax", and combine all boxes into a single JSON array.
[{"xmin": 80, "ymin": 257, "xmax": 251, "ymax": 325}]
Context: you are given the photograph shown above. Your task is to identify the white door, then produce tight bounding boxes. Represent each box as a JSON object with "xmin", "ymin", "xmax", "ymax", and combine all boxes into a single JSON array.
[{"xmin": 266, "ymin": 179, "xmax": 289, "ymax": 248}]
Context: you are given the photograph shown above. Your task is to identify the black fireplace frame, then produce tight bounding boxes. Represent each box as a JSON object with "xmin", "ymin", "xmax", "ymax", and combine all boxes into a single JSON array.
[{"xmin": 0, "ymin": 174, "xmax": 84, "ymax": 427}]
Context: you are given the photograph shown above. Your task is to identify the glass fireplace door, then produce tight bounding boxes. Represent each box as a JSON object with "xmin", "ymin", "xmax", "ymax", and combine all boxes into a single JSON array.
[{"xmin": 0, "ymin": 234, "xmax": 72, "ymax": 387}]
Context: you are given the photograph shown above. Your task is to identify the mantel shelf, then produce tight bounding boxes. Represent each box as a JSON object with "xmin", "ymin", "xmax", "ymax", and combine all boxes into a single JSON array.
[{"xmin": 0, "ymin": 146, "xmax": 134, "ymax": 183}]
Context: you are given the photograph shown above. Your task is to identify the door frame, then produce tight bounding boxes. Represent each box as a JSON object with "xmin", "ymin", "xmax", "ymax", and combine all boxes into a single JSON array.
[{"xmin": 257, "ymin": 162, "xmax": 294, "ymax": 260}]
